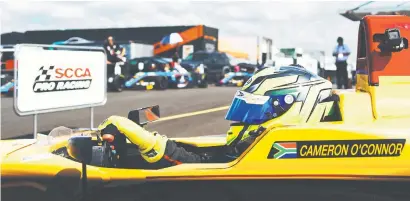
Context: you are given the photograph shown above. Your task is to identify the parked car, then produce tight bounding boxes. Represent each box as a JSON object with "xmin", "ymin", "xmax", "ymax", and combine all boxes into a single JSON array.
[
  {"xmin": 126, "ymin": 56, "xmax": 207, "ymax": 90},
  {"xmin": 129, "ymin": 57, "xmax": 171, "ymax": 74},
  {"xmin": 180, "ymin": 51, "xmax": 234, "ymax": 83}
]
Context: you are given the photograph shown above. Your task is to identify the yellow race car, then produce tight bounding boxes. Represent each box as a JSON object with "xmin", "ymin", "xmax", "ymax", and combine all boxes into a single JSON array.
[{"xmin": 2, "ymin": 15, "xmax": 410, "ymax": 201}]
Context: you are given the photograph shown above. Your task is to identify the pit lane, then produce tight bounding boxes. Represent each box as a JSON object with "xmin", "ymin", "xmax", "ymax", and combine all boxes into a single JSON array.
[{"xmin": 0, "ymin": 86, "xmax": 238, "ymax": 139}]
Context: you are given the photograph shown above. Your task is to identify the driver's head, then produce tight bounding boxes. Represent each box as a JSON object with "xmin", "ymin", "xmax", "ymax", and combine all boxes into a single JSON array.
[
  {"xmin": 225, "ymin": 66, "xmax": 334, "ymax": 146},
  {"xmin": 107, "ymin": 36, "xmax": 115, "ymax": 46}
]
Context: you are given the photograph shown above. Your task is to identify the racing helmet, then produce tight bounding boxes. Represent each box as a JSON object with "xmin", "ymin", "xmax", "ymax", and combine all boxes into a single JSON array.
[{"xmin": 225, "ymin": 66, "xmax": 334, "ymax": 146}]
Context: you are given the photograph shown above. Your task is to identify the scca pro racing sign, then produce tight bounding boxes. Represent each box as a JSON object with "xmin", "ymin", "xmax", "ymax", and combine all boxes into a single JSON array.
[{"xmin": 33, "ymin": 66, "xmax": 92, "ymax": 93}]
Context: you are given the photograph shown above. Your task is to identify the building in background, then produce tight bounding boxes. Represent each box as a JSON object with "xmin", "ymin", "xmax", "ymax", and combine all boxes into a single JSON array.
[
  {"xmin": 0, "ymin": 25, "xmax": 219, "ymax": 59},
  {"xmin": 218, "ymin": 35, "xmax": 275, "ymax": 64},
  {"xmin": 218, "ymin": 40, "xmax": 249, "ymax": 59},
  {"xmin": 275, "ymin": 48, "xmax": 321, "ymax": 75},
  {"xmin": 257, "ymin": 36, "xmax": 274, "ymax": 64}
]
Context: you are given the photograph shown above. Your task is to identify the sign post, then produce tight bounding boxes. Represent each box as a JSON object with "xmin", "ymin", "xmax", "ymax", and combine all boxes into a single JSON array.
[{"xmin": 13, "ymin": 44, "xmax": 107, "ymax": 139}]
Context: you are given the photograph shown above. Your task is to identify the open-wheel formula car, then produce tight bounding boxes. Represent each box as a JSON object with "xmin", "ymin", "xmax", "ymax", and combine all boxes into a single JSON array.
[
  {"xmin": 1, "ymin": 70, "xmax": 14, "ymax": 96},
  {"xmin": 216, "ymin": 60, "xmax": 260, "ymax": 87},
  {"xmin": 124, "ymin": 57, "xmax": 207, "ymax": 90},
  {"xmin": 1, "ymin": 48, "xmax": 15, "ymax": 96},
  {"xmin": 2, "ymin": 16, "xmax": 410, "ymax": 201},
  {"xmin": 217, "ymin": 71, "xmax": 253, "ymax": 87}
]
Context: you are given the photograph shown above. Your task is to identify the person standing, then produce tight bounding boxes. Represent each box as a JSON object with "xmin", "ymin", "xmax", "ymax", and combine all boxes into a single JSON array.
[
  {"xmin": 103, "ymin": 36, "xmax": 129, "ymax": 78},
  {"xmin": 332, "ymin": 37, "xmax": 351, "ymax": 89},
  {"xmin": 104, "ymin": 36, "xmax": 126, "ymax": 64}
]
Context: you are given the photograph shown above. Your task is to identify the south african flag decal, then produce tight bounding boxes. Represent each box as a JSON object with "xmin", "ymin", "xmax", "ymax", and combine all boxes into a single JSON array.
[{"xmin": 268, "ymin": 142, "xmax": 297, "ymax": 159}]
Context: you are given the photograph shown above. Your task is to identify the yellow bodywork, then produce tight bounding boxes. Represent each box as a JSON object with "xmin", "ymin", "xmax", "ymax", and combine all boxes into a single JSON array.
[
  {"xmin": 2, "ymin": 16, "xmax": 410, "ymax": 193},
  {"xmin": 2, "ymin": 79, "xmax": 410, "ymax": 184}
]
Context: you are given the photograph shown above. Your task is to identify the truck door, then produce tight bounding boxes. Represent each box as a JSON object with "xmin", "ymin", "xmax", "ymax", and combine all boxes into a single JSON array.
[{"xmin": 359, "ymin": 15, "xmax": 410, "ymax": 119}]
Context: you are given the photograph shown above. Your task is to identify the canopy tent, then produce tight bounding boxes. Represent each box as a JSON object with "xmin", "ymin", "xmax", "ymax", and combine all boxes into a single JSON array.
[{"xmin": 340, "ymin": 1, "xmax": 410, "ymax": 21}]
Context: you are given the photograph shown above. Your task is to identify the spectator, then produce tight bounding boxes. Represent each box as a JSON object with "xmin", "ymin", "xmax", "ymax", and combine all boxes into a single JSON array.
[
  {"xmin": 104, "ymin": 36, "xmax": 126, "ymax": 64},
  {"xmin": 171, "ymin": 54, "xmax": 188, "ymax": 74},
  {"xmin": 103, "ymin": 36, "xmax": 129, "ymax": 78},
  {"xmin": 332, "ymin": 37, "xmax": 351, "ymax": 89}
]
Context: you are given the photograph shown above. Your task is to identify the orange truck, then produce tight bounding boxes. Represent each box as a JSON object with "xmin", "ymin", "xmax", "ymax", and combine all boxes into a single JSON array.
[{"xmin": 1, "ymin": 15, "xmax": 410, "ymax": 201}]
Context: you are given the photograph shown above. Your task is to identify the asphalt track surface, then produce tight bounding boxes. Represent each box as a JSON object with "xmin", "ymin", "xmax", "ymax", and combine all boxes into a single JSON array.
[{"xmin": 1, "ymin": 86, "xmax": 238, "ymax": 139}]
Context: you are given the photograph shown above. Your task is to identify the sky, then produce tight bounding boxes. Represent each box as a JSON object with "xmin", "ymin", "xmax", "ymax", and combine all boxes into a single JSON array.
[{"xmin": 0, "ymin": 1, "xmax": 394, "ymax": 61}]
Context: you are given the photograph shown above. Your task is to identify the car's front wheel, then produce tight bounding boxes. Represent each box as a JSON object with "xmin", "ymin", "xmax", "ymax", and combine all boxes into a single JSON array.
[
  {"xmin": 197, "ymin": 74, "xmax": 208, "ymax": 88},
  {"xmin": 111, "ymin": 76, "xmax": 124, "ymax": 92},
  {"xmin": 155, "ymin": 76, "xmax": 168, "ymax": 90}
]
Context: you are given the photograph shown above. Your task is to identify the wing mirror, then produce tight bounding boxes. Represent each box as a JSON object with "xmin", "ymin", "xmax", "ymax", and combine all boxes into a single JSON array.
[
  {"xmin": 128, "ymin": 105, "xmax": 160, "ymax": 126},
  {"xmin": 67, "ymin": 136, "xmax": 93, "ymax": 164},
  {"xmin": 373, "ymin": 28, "xmax": 409, "ymax": 52}
]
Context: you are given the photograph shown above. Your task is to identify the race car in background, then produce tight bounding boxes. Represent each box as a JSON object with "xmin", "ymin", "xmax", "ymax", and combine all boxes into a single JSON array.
[
  {"xmin": 1, "ymin": 46, "xmax": 15, "ymax": 96},
  {"xmin": 125, "ymin": 56, "xmax": 207, "ymax": 90},
  {"xmin": 51, "ymin": 37, "xmax": 95, "ymax": 46},
  {"xmin": 1, "ymin": 70, "xmax": 14, "ymax": 96},
  {"xmin": 216, "ymin": 60, "xmax": 258, "ymax": 87}
]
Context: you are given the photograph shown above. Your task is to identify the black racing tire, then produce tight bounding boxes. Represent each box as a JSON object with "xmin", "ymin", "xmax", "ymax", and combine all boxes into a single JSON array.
[
  {"xmin": 215, "ymin": 81, "xmax": 223, "ymax": 86},
  {"xmin": 111, "ymin": 76, "xmax": 124, "ymax": 92},
  {"xmin": 222, "ymin": 66, "xmax": 231, "ymax": 75},
  {"xmin": 155, "ymin": 76, "xmax": 168, "ymax": 90},
  {"xmin": 193, "ymin": 73, "xmax": 208, "ymax": 88},
  {"xmin": 198, "ymin": 79, "xmax": 208, "ymax": 88}
]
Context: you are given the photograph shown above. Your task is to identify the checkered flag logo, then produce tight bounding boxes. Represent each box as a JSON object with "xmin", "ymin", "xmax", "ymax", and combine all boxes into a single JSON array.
[{"xmin": 35, "ymin": 66, "xmax": 55, "ymax": 82}]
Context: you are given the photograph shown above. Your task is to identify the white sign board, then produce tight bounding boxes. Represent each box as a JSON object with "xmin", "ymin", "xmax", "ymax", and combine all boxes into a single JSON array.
[
  {"xmin": 182, "ymin": 45, "xmax": 194, "ymax": 59},
  {"xmin": 14, "ymin": 44, "xmax": 107, "ymax": 115}
]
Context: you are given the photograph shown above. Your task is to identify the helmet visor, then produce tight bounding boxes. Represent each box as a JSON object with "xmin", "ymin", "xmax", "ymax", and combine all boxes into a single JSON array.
[{"xmin": 225, "ymin": 90, "xmax": 296, "ymax": 124}]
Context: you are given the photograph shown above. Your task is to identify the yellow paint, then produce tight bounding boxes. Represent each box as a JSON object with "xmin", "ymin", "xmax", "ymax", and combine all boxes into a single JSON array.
[{"xmin": 3, "ymin": 120, "xmax": 410, "ymax": 185}]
